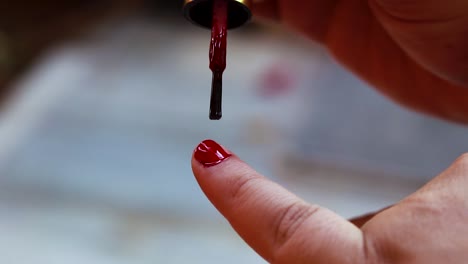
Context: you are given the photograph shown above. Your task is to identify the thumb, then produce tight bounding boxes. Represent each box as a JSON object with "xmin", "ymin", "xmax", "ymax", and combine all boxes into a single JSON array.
[
  {"xmin": 192, "ymin": 140, "xmax": 365, "ymax": 263},
  {"xmin": 370, "ymin": 0, "xmax": 468, "ymax": 86}
]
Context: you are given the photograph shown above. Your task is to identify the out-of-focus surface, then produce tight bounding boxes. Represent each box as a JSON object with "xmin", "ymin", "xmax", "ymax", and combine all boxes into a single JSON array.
[
  {"xmin": 0, "ymin": 3, "xmax": 468, "ymax": 264},
  {"xmin": 0, "ymin": 0, "xmax": 143, "ymax": 105}
]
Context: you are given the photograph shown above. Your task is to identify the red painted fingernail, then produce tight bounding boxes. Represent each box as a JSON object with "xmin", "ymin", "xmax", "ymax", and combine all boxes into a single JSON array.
[{"xmin": 194, "ymin": 139, "xmax": 231, "ymax": 167}]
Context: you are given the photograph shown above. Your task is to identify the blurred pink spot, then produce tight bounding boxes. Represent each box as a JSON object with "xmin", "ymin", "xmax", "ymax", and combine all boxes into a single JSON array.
[{"xmin": 257, "ymin": 63, "xmax": 296, "ymax": 98}]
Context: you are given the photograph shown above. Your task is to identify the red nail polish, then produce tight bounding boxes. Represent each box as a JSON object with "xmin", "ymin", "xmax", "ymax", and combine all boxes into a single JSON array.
[{"xmin": 194, "ymin": 140, "xmax": 231, "ymax": 167}]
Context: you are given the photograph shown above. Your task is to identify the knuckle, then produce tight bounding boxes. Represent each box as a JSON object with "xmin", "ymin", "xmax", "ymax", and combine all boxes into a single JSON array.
[
  {"xmin": 229, "ymin": 172, "xmax": 264, "ymax": 202},
  {"xmin": 273, "ymin": 202, "xmax": 320, "ymax": 250}
]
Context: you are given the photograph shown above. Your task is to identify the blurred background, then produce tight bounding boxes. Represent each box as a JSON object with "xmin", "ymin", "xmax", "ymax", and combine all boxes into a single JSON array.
[{"xmin": 1, "ymin": 1, "xmax": 468, "ymax": 263}]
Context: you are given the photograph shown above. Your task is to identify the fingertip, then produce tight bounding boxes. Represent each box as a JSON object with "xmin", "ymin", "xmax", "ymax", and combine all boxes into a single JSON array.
[
  {"xmin": 191, "ymin": 140, "xmax": 258, "ymax": 215},
  {"xmin": 192, "ymin": 139, "xmax": 232, "ymax": 168},
  {"xmin": 191, "ymin": 139, "xmax": 240, "ymax": 189}
]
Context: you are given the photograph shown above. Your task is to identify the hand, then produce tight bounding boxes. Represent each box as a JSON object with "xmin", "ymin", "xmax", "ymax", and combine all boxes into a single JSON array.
[
  {"xmin": 252, "ymin": 0, "xmax": 468, "ymax": 124},
  {"xmin": 192, "ymin": 140, "xmax": 468, "ymax": 263}
]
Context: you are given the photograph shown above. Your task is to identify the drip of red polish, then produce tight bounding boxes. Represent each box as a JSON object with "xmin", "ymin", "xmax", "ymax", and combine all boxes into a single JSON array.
[
  {"xmin": 194, "ymin": 140, "xmax": 231, "ymax": 167},
  {"xmin": 209, "ymin": 0, "xmax": 228, "ymax": 120}
]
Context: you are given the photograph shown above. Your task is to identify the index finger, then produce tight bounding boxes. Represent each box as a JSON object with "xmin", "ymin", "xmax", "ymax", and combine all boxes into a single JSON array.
[{"xmin": 191, "ymin": 140, "xmax": 364, "ymax": 263}]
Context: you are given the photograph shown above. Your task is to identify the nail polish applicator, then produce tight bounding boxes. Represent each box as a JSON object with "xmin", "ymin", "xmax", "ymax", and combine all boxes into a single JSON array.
[{"xmin": 183, "ymin": 0, "xmax": 252, "ymax": 120}]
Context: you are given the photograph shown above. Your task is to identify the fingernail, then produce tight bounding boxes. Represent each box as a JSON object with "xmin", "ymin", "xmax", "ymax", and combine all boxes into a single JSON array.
[{"xmin": 194, "ymin": 139, "xmax": 232, "ymax": 167}]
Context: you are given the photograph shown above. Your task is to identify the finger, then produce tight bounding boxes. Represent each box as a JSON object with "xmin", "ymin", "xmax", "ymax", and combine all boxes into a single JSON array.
[
  {"xmin": 360, "ymin": 154, "xmax": 468, "ymax": 263},
  {"xmin": 322, "ymin": 0, "xmax": 468, "ymax": 123},
  {"xmin": 252, "ymin": 0, "xmax": 468, "ymax": 123},
  {"xmin": 370, "ymin": 0, "xmax": 468, "ymax": 86},
  {"xmin": 192, "ymin": 140, "xmax": 365, "ymax": 263}
]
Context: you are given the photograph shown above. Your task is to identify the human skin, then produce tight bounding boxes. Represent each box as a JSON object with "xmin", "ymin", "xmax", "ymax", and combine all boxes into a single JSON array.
[
  {"xmin": 252, "ymin": 0, "xmax": 468, "ymax": 123},
  {"xmin": 192, "ymin": 1, "xmax": 468, "ymax": 263},
  {"xmin": 192, "ymin": 142, "xmax": 468, "ymax": 263}
]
